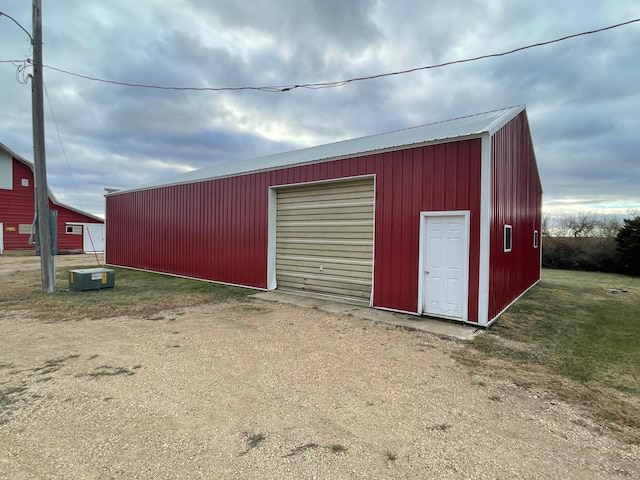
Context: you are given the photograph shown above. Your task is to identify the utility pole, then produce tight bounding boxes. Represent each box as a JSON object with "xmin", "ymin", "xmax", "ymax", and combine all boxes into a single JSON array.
[{"xmin": 32, "ymin": 0, "xmax": 55, "ymax": 293}]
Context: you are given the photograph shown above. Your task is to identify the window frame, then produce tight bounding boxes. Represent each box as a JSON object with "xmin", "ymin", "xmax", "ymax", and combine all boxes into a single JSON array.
[{"xmin": 504, "ymin": 224, "xmax": 513, "ymax": 252}]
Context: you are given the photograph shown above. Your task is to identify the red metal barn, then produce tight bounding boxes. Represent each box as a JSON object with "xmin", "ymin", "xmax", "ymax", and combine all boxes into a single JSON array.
[
  {"xmin": 105, "ymin": 105, "xmax": 542, "ymax": 327},
  {"xmin": 0, "ymin": 142, "xmax": 105, "ymax": 254}
]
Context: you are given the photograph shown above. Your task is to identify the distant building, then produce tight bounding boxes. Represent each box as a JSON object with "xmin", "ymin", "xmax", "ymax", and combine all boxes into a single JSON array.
[
  {"xmin": 0, "ymin": 142, "xmax": 104, "ymax": 255},
  {"xmin": 105, "ymin": 105, "xmax": 542, "ymax": 327}
]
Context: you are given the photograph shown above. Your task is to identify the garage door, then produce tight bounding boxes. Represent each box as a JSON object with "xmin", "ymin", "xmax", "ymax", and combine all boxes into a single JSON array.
[{"xmin": 276, "ymin": 177, "xmax": 374, "ymax": 304}]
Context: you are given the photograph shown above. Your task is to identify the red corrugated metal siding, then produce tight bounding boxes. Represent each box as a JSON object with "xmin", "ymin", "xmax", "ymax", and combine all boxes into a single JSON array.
[
  {"xmin": 0, "ymin": 158, "xmax": 102, "ymax": 252},
  {"xmin": 0, "ymin": 160, "xmax": 35, "ymax": 250},
  {"xmin": 106, "ymin": 139, "xmax": 482, "ymax": 319},
  {"xmin": 52, "ymin": 202, "xmax": 94, "ymax": 251},
  {"xmin": 489, "ymin": 112, "xmax": 542, "ymax": 320}
]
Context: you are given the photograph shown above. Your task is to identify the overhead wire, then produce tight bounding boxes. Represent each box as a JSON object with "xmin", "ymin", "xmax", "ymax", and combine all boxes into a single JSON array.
[
  {"xmin": 41, "ymin": 17, "xmax": 640, "ymax": 92},
  {"xmin": 1, "ymin": 17, "xmax": 638, "ymax": 93},
  {"xmin": 43, "ymin": 81, "xmax": 102, "ymax": 266},
  {"xmin": 0, "ymin": 10, "xmax": 33, "ymax": 41}
]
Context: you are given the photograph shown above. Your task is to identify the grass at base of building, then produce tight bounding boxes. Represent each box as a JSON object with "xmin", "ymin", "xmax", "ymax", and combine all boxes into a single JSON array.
[
  {"xmin": 463, "ymin": 269, "xmax": 640, "ymax": 443},
  {"xmin": 0, "ymin": 264, "xmax": 251, "ymax": 321}
]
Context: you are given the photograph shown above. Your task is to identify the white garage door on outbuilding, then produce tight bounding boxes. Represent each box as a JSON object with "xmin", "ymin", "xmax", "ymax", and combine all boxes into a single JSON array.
[{"xmin": 275, "ymin": 177, "xmax": 375, "ymax": 304}]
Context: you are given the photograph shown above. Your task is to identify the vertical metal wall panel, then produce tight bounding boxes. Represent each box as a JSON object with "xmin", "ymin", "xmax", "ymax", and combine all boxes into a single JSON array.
[
  {"xmin": 0, "ymin": 161, "xmax": 36, "ymax": 250},
  {"xmin": 488, "ymin": 111, "xmax": 542, "ymax": 320},
  {"xmin": 105, "ymin": 139, "xmax": 483, "ymax": 318}
]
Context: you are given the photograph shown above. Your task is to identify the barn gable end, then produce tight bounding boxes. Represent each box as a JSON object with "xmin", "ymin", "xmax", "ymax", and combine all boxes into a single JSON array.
[{"xmin": 0, "ymin": 142, "xmax": 104, "ymax": 254}]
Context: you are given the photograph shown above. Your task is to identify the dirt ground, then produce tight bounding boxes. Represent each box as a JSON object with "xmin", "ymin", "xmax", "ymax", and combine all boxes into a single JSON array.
[{"xmin": 1, "ymin": 255, "xmax": 638, "ymax": 479}]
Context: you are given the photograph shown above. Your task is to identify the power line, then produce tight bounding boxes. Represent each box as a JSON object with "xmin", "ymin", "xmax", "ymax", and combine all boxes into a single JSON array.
[
  {"xmin": 0, "ymin": 10, "xmax": 33, "ymax": 41},
  {"xmin": 43, "ymin": 81, "xmax": 102, "ymax": 265},
  {"xmin": 42, "ymin": 17, "xmax": 640, "ymax": 92},
  {"xmin": 293, "ymin": 17, "xmax": 640, "ymax": 90},
  {"xmin": 2, "ymin": 17, "xmax": 639, "ymax": 93},
  {"xmin": 40, "ymin": 63, "xmax": 285, "ymax": 92}
]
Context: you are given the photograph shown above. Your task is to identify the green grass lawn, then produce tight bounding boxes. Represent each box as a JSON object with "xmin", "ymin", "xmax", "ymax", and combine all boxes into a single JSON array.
[
  {"xmin": 0, "ymin": 265, "xmax": 251, "ymax": 321},
  {"xmin": 469, "ymin": 269, "xmax": 640, "ymax": 441}
]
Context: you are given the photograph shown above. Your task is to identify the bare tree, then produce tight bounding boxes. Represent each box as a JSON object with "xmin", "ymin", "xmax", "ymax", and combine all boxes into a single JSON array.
[
  {"xmin": 557, "ymin": 212, "xmax": 597, "ymax": 237},
  {"xmin": 594, "ymin": 214, "xmax": 621, "ymax": 238},
  {"xmin": 541, "ymin": 213, "xmax": 552, "ymax": 237}
]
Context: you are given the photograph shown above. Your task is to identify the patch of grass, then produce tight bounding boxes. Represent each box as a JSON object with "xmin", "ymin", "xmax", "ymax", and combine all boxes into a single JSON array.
[
  {"xmin": 487, "ymin": 270, "xmax": 640, "ymax": 384},
  {"xmin": 241, "ymin": 305, "xmax": 272, "ymax": 314},
  {"xmin": 30, "ymin": 354, "xmax": 80, "ymax": 375},
  {"xmin": 0, "ymin": 264, "xmax": 251, "ymax": 321},
  {"xmin": 463, "ymin": 269, "xmax": 640, "ymax": 442},
  {"xmin": 385, "ymin": 450, "xmax": 398, "ymax": 462},
  {"xmin": 283, "ymin": 443, "xmax": 319, "ymax": 457},
  {"xmin": 326, "ymin": 444, "xmax": 348, "ymax": 454},
  {"xmin": 76, "ymin": 365, "xmax": 137, "ymax": 379},
  {"xmin": 239, "ymin": 432, "xmax": 267, "ymax": 456},
  {"xmin": 426, "ymin": 423, "xmax": 452, "ymax": 432},
  {"xmin": 0, "ymin": 385, "xmax": 27, "ymax": 407}
]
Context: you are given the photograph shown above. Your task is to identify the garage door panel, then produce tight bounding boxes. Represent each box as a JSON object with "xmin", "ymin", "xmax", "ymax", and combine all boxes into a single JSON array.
[
  {"xmin": 276, "ymin": 230, "xmax": 374, "ymax": 240},
  {"xmin": 278, "ymin": 204, "xmax": 374, "ymax": 215},
  {"xmin": 277, "ymin": 277, "xmax": 372, "ymax": 298},
  {"xmin": 278, "ymin": 182, "xmax": 373, "ymax": 199},
  {"xmin": 277, "ymin": 251, "xmax": 372, "ymax": 263},
  {"xmin": 277, "ymin": 254, "xmax": 371, "ymax": 266},
  {"xmin": 277, "ymin": 224, "xmax": 374, "ymax": 235},
  {"xmin": 277, "ymin": 243, "xmax": 373, "ymax": 255},
  {"xmin": 276, "ymin": 178, "xmax": 374, "ymax": 304},
  {"xmin": 277, "ymin": 190, "xmax": 373, "ymax": 205},
  {"xmin": 277, "ymin": 211, "xmax": 374, "ymax": 221},
  {"xmin": 276, "ymin": 262, "xmax": 373, "ymax": 279}
]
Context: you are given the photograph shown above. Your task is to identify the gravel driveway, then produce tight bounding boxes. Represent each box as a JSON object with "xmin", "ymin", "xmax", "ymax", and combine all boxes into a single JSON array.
[{"xmin": 0, "ymin": 256, "xmax": 638, "ymax": 479}]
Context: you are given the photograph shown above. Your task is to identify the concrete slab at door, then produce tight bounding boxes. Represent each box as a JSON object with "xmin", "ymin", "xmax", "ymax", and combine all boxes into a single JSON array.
[{"xmin": 422, "ymin": 214, "xmax": 469, "ymax": 320}]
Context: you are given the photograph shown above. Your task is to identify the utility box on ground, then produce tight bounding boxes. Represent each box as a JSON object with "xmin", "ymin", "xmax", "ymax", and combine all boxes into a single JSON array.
[{"xmin": 69, "ymin": 268, "xmax": 115, "ymax": 292}]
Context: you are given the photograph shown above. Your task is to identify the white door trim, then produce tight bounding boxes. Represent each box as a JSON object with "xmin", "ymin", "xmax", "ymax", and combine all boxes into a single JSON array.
[
  {"xmin": 0, "ymin": 222, "xmax": 4, "ymax": 254},
  {"xmin": 417, "ymin": 210, "xmax": 470, "ymax": 322}
]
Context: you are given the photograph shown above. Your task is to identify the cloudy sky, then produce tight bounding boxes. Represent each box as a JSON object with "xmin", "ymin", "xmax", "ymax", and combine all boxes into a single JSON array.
[{"xmin": 1, "ymin": 0, "xmax": 639, "ymax": 218}]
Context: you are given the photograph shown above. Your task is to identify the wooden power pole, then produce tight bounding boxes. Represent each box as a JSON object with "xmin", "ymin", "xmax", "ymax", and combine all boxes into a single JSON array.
[{"xmin": 32, "ymin": 0, "xmax": 55, "ymax": 293}]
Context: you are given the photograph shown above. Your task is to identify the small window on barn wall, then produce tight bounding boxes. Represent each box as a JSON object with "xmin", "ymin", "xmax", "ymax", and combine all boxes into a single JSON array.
[
  {"xmin": 504, "ymin": 225, "xmax": 513, "ymax": 252},
  {"xmin": 533, "ymin": 230, "xmax": 539, "ymax": 248},
  {"xmin": 66, "ymin": 225, "xmax": 82, "ymax": 235},
  {"xmin": 21, "ymin": 178, "xmax": 29, "ymax": 187},
  {"xmin": 18, "ymin": 224, "xmax": 34, "ymax": 235}
]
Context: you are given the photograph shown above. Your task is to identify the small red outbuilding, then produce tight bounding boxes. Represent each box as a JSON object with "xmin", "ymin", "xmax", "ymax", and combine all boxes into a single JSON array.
[
  {"xmin": 106, "ymin": 105, "xmax": 542, "ymax": 327},
  {"xmin": 0, "ymin": 142, "xmax": 105, "ymax": 255}
]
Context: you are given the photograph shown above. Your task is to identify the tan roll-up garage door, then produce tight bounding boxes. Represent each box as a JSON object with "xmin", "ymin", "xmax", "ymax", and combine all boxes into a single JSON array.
[{"xmin": 276, "ymin": 177, "xmax": 374, "ymax": 304}]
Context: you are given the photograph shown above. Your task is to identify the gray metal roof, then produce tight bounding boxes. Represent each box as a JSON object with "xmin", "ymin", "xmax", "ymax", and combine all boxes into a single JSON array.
[{"xmin": 115, "ymin": 105, "xmax": 525, "ymax": 193}]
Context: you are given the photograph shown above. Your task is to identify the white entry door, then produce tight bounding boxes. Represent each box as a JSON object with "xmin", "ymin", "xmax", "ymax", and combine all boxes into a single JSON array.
[{"xmin": 421, "ymin": 214, "xmax": 468, "ymax": 320}]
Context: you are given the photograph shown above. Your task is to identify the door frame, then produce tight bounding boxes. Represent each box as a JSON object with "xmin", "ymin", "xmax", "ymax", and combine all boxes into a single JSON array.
[
  {"xmin": 0, "ymin": 222, "xmax": 3, "ymax": 254},
  {"xmin": 417, "ymin": 210, "xmax": 470, "ymax": 321}
]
